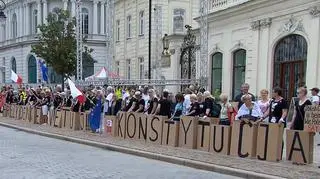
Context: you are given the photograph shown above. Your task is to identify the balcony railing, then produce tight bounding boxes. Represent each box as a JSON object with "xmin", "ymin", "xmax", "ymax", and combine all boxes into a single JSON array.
[{"xmin": 209, "ymin": 0, "xmax": 250, "ymax": 13}]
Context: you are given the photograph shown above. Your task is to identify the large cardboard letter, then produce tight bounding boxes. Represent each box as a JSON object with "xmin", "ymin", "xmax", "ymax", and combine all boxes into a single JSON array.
[
  {"xmin": 197, "ymin": 119, "xmax": 211, "ymax": 151},
  {"xmin": 117, "ymin": 112, "xmax": 126, "ymax": 138},
  {"xmin": 136, "ymin": 113, "xmax": 148, "ymax": 140},
  {"xmin": 230, "ymin": 120, "xmax": 258, "ymax": 158},
  {"xmin": 286, "ymin": 130, "xmax": 314, "ymax": 164},
  {"xmin": 126, "ymin": 113, "xmax": 137, "ymax": 139},
  {"xmin": 162, "ymin": 120, "xmax": 179, "ymax": 147},
  {"xmin": 179, "ymin": 116, "xmax": 198, "ymax": 149},
  {"xmin": 210, "ymin": 124, "xmax": 231, "ymax": 155},
  {"xmin": 147, "ymin": 115, "xmax": 164, "ymax": 144},
  {"xmin": 256, "ymin": 123, "xmax": 284, "ymax": 161}
]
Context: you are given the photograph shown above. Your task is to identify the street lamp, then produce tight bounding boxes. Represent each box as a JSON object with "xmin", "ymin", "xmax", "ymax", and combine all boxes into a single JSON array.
[{"xmin": 0, "ymin": 0, "xmax": 6, "ymax": 22}]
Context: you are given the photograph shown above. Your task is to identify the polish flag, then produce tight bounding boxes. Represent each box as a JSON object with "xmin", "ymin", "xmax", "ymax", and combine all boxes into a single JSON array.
[
  {"xmin": 11, "ymin": 70, "xmax": 23, "ymax": 84},
  {"xmin": 67, "ymin": 78, "xmax": 85, "ymax": 104}
]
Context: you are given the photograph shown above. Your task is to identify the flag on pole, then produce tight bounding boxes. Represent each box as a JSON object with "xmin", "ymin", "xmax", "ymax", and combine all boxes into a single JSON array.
[
  {"xmin": 67, "ymin": 78, "xmax": 85, "ymax": 104},
  {"xmin": 11, "ymin": 70, "xmax": 22, "ymax": 84},
  {"xmin": 89, "ymin": 97, "xmax": 102, "ymax": 132}
]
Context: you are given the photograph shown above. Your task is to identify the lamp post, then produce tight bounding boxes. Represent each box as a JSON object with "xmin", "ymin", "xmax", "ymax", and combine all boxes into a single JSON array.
[{"xmin": 0, "ymin": 0, "xmax": 6, "ymax": 22}]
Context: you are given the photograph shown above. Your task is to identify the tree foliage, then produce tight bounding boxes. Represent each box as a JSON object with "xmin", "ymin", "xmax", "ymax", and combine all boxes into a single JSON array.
[{"xmin": 31, "ymin": 8, "xmax": 94, "ymax": 79}]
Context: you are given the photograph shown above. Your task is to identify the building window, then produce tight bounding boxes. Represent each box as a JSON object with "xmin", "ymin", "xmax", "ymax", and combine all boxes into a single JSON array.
[
  {"xmin": 211, "ymin": 52, "xmax": 223, "ymax": 94},
  {"xmin": 116, "ymin": 20, "xmax": 120, "ymax": 41},
  {"xmin": 28, "ymin": 55, "xmax": 37, "ymax": 83},
  {"xmin": 11, "ymin": 57, "xmax": 16, "ymax": 73},
  {"xmin": 126, "ymin": 59, "xmax": 131, "ymax": 79},
  {"xmin": 12, "ymin": 13, "xmax": 17, "ymax": 38},
  {"xmin": 173, "ymin": 9, "xmax": 185, "ymax": 33},
  {"xmin": 82, "ymin": 8, "xmax": 89, "ymax": 35},
  {"xmin": 127, "ymin": 15, "xmax": 131, "ymax": 38},
  {"xmin": 33, "ymin": 10, "xmax": 38, "ymax": 34},
  {"xmin": 116, "ymin": 61, "xmax": 120, "ymax": 76},
  {"xmin": 139, "ymin": 57, "xmax": 144, "ymax": 79},
  {"xmin": 52, "ymin": 7, "xmax": 60, "ymax": 20},
  {"xmin": 232, "ymin": 49, "xmax": 246, "ymax": 99},
  {"xmin": 138, "ymin": 11, "xmax": 144, "ymax": 35}
]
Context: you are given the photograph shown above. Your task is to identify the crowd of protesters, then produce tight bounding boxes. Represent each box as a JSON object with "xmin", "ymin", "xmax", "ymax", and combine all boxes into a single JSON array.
[{"xmin": 1, "ymin": 83, "xmax": 320, "ymax": 132}]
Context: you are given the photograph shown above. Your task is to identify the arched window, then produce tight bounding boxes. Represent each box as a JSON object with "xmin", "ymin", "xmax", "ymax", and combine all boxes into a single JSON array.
[
  {"xmin": 11, "ymin": 57, "xmax": 16, "ymax": 73},
  {"xmin": 211, "ymin": 52, "xmax": 223, "ymax": 94},
  {"xmin": 52, "ymin": 7, "xmax": 60, "ymax": 20},
  {"xmin": 138, "ymin": 11, "xmax": 144, "ymax": 35},
  {"xmin": 82, "ymin": 8, "xmax": 89, "ymax": 35},
  {"xmin": 273, "ymin": 34, "xmax": 307, "ymax": 100},
  {"xmin": 173, "ymin": 9, "xmax": 185, "ymax": 33},
  {"xmin": 12, "ymin": 13, "xmax": 17, "ymax": 38},
  {"xmin": 33, "ymin": 10, "xmax": 38, "ymax": 34},
  {"xmin": 82, "ymin": 57, "xmax": 94, "ymax": 79},
  {"xmin": 28, "ymin": 55, "xmax": 37, "ymax": 83},
  {"xmin": 232, "ymin": 49, "xmax": 246, "ymax": 98}
]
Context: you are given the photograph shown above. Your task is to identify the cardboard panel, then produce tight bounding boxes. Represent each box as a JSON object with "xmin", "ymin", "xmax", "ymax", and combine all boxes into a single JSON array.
[
  {"xmin": 104, "ymin": 115, "xmax": 118, "ymax": 136},
  {"xmin": 54, "ymin": 110, "xmax": 62, "ymax": 127},
  {"xmin": 63, "ymin": 108, "xmax": 72, "ymax": 129},
  {"xmin": 162, "ymin": 120, "xmax": 179, "ymax": 147},
  {"xmin": 126, "ymin": 112, "xmax": 138, "ymax": 139},
  {"xmin": 197, "ymin": 119, "xmax": 211, "ymax": 151},
  {"xmin": 230, "ymin": 120, "xmax": 258, "ymax": 158},
  {"xmin": 286, "ymin": 130, "xmax": 314, "ymax": 164},
  {"xmin": 179, "ymin": 116, "xmax": 198, "ymax": 149},
  {"xmin": 256, "ymin": 123, "xmax": 284, "ymax": 161},
  {"xmin": 3, "ymin": 104, "xmax": 8, "ymax": 117},
  {"xmin": 210, "ymin": 124, "xmax": 232, "ymax": 155},
  {"xmin": 71, "ymin": 112, "xmax": 81, "ymax": 130},
  {"xmin": 30, "ymin": 107, "xmax": 37, "ymax": 124},
  {"xmin": 24, "ymin": 105, "xmax": 31, "ymax": 122},
  {"xmin": 304, "ymin": 105, "xmax": 320, "ymax": 132},
  {"xmin": 36, "ymin": 108, "xmax": 41, "ymax": 124},
  {"xmin": 210, "ymin": 118, "xmax": 220, "ymax": 125},
  {"xmin": 79, "ymin": 112, "xmax": 85, "ymax": 130},
  {"xmin": 147, "ymin": 115, "xmax": 165, "ymax": 145},
  {"xmin": 117, "ymin": 112, "xmax": 126, "ymax": 138},
  {"xmin": 16, "ymin": 106, "xmax": 22, "ymax": 120},
  {"xmin": 135, "ymin": 113, "xmax": 148, "ymax": 140}
]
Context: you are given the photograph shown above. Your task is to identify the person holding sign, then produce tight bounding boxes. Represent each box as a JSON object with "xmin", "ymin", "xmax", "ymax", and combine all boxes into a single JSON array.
[
  {"xmin": 219, "ymin": 93, "xmax": 235, "ymax": 125},
  {"xmin": 257, "ymin": 89, "xmax": 271, "ymax": 122},
  {"xmin": 185, "ymin": 94, "xmax": 201, "ymax": 116},
  {"xmin": 290, "ymin": 87, "xmax": 312, "ymax": 130},
  {"xmin": 268, "ymin": 87, "xmax": 287, "ymax": 126},
  {"xmin": 235, "ymin": 94, "xmax": 263, "ymax": 122}
]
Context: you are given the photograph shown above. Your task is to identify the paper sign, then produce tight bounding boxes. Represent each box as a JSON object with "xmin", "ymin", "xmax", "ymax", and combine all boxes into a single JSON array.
[
  {"xmin": 147, "ymin": 115, "xmax": 165, "ymax": 145},
  {"xmin": 179, "ymin": 116, "xmax": 198, "ymax": 149},
  {"xmin": 55, "ymin": 110, "xmax": 62, "ymax": 128},
  {"xmin": 162, "ymin": 120, "xmax": 179, "ymax": 147},
  {"xmin": 286, "ymin": 129, "xmax": 314, "ymax": 164},
  {"xmin": 304, "ymin": 105, "xmax": 320, "ymax": 132},
  {"xmin": 210, "ymin": 124, "xmax": 232, "ymax": 155},
  {"xmin": 197, "ymin": 119, "xmax": 211, "ymax": 151},
  {"xmin": 230, "ymin": 120, "xmax": 258, "ymax": 158},
  {"xmin": 71, "ymin": 112, "xmax": 81, "ymax": 130},
  {"xmin": 105, "ymin": 115, "xmax": 118, "ymax": 136},
  {"xmin": 256, "ymin": 123, "xmax": 284, "ymax": 161}
]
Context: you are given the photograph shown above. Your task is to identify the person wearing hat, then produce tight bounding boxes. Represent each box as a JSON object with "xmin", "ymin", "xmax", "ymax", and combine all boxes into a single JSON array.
[{"xmin": 310, "ymin": 87, "xmax": 320, "ymax": 104}]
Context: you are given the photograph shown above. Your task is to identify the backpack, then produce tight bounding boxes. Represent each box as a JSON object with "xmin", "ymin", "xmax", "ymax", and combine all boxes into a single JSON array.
[{"xmin": 211, "ymin": 100, "xmax": 221, "ymax": 118}]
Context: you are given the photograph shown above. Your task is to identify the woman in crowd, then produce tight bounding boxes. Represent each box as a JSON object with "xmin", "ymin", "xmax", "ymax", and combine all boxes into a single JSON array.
[
  {"xmin": 203, "ymin": 91, "xmax": 214, "ymax": 118},
  {"xmin": 171, "ymin": 93, "xmax": 184, "ymax": 121},
  {"xmin": 257, "ymin": 89, "xmax": 271, "ymax": 122},
  {"xmin": 147, "ymin": 89, "xmax": 158, "ymax": 115},
  {"xmin": 235, "ymin": 94, "xmax": 263, "ymax": 122},
  {"xmin": 123, "ymin": 89, "xmax": 135, "ymax": 111},
  {"xmin": 219, "ymin": 94, "xmax": 234, "ymax": 125},
  {"xmin": 268, "ymin": 87, "xmax": 287, "ymax": 125},
  {"xmin": 186, "ymin": 94, "xmax": 200, "ymax": 116},
  {"xmin": 128, "ymin": 91, "xmax": 144, "ymax": 113},
  {"xmin": 290, "ymin": 87, "xmax": 312, "ymax": 130},
  {"xmin": 197, "ymin": 92, "xmax": 204, "ymax": 114},
  {"xmin": 108, "ymin": 94, "xmax": 122, "ymax": 116},
  {"xmin": 156, "ymin": 90, "xmax": 171, "ymax": 118}
]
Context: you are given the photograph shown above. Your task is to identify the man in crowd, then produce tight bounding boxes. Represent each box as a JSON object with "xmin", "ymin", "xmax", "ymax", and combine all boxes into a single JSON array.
[
  {"xmin": 234, "ymin": 83, "xmax": 256, "ymax": 110},
  {"xmin": 310, "ymin": 87, "xmax": 319, "ymax": 104}
]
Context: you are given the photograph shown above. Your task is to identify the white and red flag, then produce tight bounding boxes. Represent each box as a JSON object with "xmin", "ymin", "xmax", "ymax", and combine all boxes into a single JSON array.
[
  {"xmin": 67, "ymin": 78, "xmax": 85, "ymax": 104},
  {"xmin": 11, "ymin": 70, "xmax": 23, "ymax": 84}
]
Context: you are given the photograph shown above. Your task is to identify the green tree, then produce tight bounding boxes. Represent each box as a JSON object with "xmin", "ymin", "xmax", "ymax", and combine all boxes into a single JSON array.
[{"xmin": 31, "ymin": 8, "xmax": 94, "ymax": 87}]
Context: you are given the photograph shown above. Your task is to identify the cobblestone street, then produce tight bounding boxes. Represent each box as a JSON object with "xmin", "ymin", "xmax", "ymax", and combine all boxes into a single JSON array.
[{"xmin": 0, "ymin": 126, "xmax": 240, "ymax": 179}]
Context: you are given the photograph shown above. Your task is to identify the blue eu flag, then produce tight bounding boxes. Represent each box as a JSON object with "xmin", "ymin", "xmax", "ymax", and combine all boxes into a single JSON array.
[
  {"xmin": 89, "ymin": 97, "xmax": 102, "ymax": 132},
  {"xmin": 38, "ymin": 60, "xmax": 48, "ymax": 82}
]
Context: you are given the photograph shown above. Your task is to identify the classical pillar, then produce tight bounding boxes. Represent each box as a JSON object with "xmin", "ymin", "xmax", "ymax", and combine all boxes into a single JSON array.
[
  {"xmin": 63, "ymin": 0, "xmax": 68, "ymax": 10},
  {"xmin": 19, "ymin": 4, "xmax": 23, "ymax": 37},
  {"xmin": 37, "ymin": 0, "xmax": 42, "ymax": 33},
  {"xmin": 43, "ymin": 0, "xmax": 48, "ymax": 24},
  {"xmin": 100, "ymin": 1, "xmax": 105, "ymax": 34},
  {"xmin": 25, "ymin": 3, "xmax": 30, "ymax": 35},
  {"xmin": 7, "ymin": 9, "xmax": 10, "ymax": 39},
  {"xmin": 71, "ymin": 0, "xmax": 76, "ymax": 18},
  {"xmin": 93, "ymin": 0, "xmax": 98, "ymax": 34}
]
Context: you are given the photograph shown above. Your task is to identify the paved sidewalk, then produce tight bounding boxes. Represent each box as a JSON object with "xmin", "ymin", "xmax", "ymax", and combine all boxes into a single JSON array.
[{"xmin": 0, "ymin": 117, "xmax": 319, "ymax": 179}]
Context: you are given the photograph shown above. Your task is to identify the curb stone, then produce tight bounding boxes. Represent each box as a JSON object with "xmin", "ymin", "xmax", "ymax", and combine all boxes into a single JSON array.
[{"xmin": 0, "ymin": 122, "xmax": 285, "ymax": 179}]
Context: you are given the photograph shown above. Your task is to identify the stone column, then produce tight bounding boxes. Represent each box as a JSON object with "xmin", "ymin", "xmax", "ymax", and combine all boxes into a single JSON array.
[
  {"xmin": 63, "ymin": 0, "xmax": 68, "ymax": 10},
  {"xmin": 7, "ymin": 9, "xmax": 10, "ymax": 39},
  {"xmin": 19, "ymin": 4, "xmax": 23, "ymax": 37},
  {"xmin": 100, "ymin": 1, "xmax": 105, "ymax": 34},
  {"xmin": 71, "ymin": 0, "xmax": 76, "ymax": 18},
  {"xmin": 37, "ymin": 0, "xmax": 42, "ymax": 33},
  {"xmin": 43, "ymin": 0, "xmax": 48, "ymax": 24},
  {"xmin": 93, "ymin": 0, "xmax": 98, "ymax": 34},
  {"xmin": 25, "ymin": 3, "xmax": 30, "ymax": 35}
]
